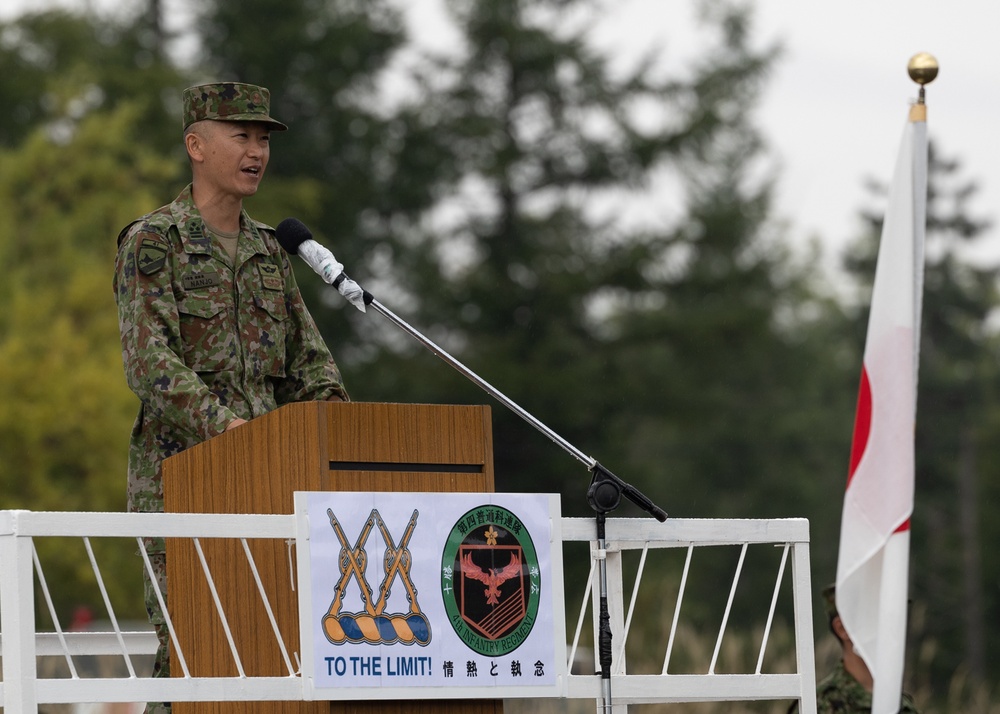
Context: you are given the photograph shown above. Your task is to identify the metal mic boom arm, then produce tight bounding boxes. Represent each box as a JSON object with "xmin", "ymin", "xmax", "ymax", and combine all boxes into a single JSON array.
[{"xmin": 350, "ymin": 284, "xmax": 667, "ymax": 523}]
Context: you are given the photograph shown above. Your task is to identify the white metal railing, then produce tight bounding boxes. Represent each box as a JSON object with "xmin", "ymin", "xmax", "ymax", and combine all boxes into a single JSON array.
[
  {"xmin": 561, "ymin": 517, "xmax": 816, "ymax": 712},
  {"xmin": 0, "ymin": 509, "xmax": 816, "ymax": 713}
]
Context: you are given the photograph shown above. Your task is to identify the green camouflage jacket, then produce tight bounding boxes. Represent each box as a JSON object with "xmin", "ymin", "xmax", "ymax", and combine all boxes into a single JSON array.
[
  {"xmin": 789, "ymin": 660, "xmax": 920, "ymax": 713},
  {"xmin": 114, "ymin": 185, "xmax": 348, "ymax": 548}
]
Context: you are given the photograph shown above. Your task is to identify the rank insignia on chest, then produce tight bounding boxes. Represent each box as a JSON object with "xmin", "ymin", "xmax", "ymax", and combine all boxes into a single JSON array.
[
  {"xmin": 182, "ymin": 271, "xmax": 222, "ymax": 290},
  {"xmin": 258, "ymin": 262, "xmax": 284, "ymax": 291},
  {"xmin": 137, "ymin": 237, "xmax": 168, "ymax": 275}
]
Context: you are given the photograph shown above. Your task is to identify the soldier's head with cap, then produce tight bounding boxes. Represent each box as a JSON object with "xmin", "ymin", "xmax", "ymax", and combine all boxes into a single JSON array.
[{"xmin": 182, "ymin": 82, "xmax": 285, "ymax": 200}]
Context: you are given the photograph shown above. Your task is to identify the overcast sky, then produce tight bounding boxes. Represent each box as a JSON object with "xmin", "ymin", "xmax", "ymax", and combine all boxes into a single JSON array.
[{"xmin": 3, "ymin": 0, "xmax": 996, "ymax": 278}]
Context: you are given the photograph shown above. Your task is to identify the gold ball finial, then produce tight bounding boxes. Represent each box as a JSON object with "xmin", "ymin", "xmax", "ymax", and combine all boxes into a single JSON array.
[{"xmin": 908, "ymin": 52, "xmax": 939, "ymax": 86}]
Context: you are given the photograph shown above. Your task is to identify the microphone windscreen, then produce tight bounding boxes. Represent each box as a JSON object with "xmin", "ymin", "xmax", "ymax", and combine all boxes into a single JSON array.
[{"xmin": 276, "ymin": 218, "xmax": 313, "ymax": 255}]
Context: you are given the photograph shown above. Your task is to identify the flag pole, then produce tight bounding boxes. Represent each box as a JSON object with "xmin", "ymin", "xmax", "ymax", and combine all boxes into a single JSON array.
[
  {"xmin": 869, "ymin": 53, "xmax": 935, "ymax": 714},
  {"xmin": 907, "ymin": 52, "xmax": 936, "ymax": 389}
]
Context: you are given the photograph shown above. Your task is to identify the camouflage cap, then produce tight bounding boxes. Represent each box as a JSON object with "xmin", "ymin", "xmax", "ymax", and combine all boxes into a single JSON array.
[{"xmin": 182, "ymin": 82, "xmax": 288, "ymax": 131}]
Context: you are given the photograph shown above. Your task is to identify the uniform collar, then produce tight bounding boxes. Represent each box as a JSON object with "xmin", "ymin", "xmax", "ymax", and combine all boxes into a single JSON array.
[{"xmin": 169, "ymin": 184, "xmax": 269, "ymax": 261}]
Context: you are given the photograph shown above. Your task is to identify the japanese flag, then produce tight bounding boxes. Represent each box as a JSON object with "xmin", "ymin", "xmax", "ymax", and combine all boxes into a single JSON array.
[{"xmin": 836, "ymin": 103, "xmax": 927, "ymax": 714}]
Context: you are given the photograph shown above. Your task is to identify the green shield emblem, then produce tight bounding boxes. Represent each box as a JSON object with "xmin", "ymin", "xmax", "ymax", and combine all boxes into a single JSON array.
[{"xmin": 138, "ymin": 238, "xmax": 168, "ymax": 275}]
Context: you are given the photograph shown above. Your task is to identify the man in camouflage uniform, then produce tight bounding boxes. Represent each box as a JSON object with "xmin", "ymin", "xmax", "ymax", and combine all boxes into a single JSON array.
[
  {"xmin": 790, "ymin": 585, "xmax": 919, "ymax": 713},
  {"xmin": 114, "ymin": 82, "xmax": 349, "ymax": 714}
]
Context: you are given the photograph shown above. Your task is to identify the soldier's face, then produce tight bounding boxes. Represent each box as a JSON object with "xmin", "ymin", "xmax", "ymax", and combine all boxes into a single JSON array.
[{"xmin": 196, "ymin": 120, "xmax": 271, "ymax": 198}]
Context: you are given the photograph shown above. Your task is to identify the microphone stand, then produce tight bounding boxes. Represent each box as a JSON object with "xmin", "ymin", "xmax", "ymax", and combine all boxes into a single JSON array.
[{"xmin": 345, "ymin": 281, "xmax": 668, "ymax": 713}]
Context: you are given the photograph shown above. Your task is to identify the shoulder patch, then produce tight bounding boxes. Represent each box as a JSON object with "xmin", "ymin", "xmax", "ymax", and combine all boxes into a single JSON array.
[{"xmin": 138, "ymin": 236, "xmax": 169, "ymax": 275}]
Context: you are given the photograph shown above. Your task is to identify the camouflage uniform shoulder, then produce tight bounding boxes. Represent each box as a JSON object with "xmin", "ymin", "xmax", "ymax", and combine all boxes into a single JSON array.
[
  {"xmin": 249, "ymin": 217, "xmax": 283, "ymax": 253},
  {"xmin": 250, "ymin": 217, "xmax": 277, "ymax": 237},
  {"xmin": 117, "ymin": 204, "xmax": 176, "ymax": 250},
  {"xmin": 116, "ymin": 206, "xmax": 179, "ymax": 277}
]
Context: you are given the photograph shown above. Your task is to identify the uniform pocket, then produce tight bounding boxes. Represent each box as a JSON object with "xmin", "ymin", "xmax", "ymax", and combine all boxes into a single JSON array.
[{"xmin": 176, "ymin": 287, "xmax": 237, "ymax": 372}]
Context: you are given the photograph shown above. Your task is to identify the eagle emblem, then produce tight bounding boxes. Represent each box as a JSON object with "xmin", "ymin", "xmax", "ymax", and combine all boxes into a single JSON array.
[{"xmin": 460, "ymin": 551, "xmax": 522, "ymax": 605}]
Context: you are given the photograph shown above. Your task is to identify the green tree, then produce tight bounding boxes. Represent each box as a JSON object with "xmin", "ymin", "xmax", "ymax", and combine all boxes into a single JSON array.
[
  {"xmin": 333, "ymin": 0, "xmax": 838, "ymax": 526},
  {"xmin": 0, "ymin": 8, "xmax": 185, "ymax": 154},
  {"xmin": 603, "ymin": 111, "xmax": 856, "ymax": 521},
  {"xmin": 0, "ymin": 101, "xmax": 179, "ymax": 619},
  {"xmin": 583, "ymin": 7, "xmax": 858, "ymax": 625},
  {"xmin": 0, "ymin": 5, "xmax": 188, "ymax": 626}
]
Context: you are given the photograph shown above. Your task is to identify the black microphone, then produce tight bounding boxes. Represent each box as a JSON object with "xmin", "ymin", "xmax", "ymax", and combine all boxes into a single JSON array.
[
  {"xmin": 276, "ymin": 218, "xmax": 367, "ymax": 310},
  {"xmin": 275, "ymin": 217, "xmax": 312, "ymax": 253}
]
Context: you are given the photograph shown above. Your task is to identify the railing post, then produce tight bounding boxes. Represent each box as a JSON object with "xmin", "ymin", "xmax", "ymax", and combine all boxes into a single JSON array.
[
  {"xmin": 0, "ymin": 510, "xmax": 40, "ymax": 714},
  {"xmin": 791, "ymin": 539, "xmax": 818, "ymax": 714}
]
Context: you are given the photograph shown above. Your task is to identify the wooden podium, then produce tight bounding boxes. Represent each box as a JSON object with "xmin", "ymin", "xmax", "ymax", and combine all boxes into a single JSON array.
[{"xmin": 163, "ymin": 401, "xmax": 503, "ymax": 714}]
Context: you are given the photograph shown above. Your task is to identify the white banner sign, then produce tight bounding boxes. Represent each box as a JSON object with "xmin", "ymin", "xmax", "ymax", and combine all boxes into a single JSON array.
[{"xmin": 294, "ymin": 491, "xmax": 565, "ymax": 701}]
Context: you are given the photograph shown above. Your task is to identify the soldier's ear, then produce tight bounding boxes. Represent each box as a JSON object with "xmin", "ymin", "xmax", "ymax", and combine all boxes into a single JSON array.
[
  {"xmin": 831, "ymin": 615, "xmax": 851, "ymax": 644},
  {"xmin": 185, "ymin": 128, "xmax": 206, "ymax": 164}
]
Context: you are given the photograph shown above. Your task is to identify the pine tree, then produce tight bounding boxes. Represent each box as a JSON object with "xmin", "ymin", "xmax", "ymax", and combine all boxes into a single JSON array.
[{"xmin": 332, "ymin": 0, "xmax": 845, "ymax": 530}]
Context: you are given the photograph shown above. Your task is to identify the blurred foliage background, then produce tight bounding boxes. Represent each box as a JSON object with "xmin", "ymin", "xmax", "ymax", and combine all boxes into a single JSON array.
[{"xmin": 0, "ymin": 0, "xmax": 997, "ymax": 710}]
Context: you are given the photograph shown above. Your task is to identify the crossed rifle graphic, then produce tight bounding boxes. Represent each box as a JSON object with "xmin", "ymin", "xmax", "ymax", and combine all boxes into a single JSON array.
[{"xmin": 322, "ymin": 508, "xmax": 430, "ymax": 645}]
